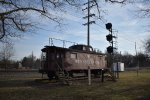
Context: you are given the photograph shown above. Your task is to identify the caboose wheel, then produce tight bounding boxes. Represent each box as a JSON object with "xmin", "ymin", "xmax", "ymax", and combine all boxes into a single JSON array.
[
  {"xmin": 93, "ymin": 70, "xmax": 101, "ymax": 78},
  {"xmin": 68, "ymin": 71, "xmax": 73, "ymax": 77},
  {"xmin": 54, "ymin": 72, "xmax": 59, "ymax": 80},
  {"xmin": 47, "ymin": 72, "xmax": 55, "ymax": 80}
]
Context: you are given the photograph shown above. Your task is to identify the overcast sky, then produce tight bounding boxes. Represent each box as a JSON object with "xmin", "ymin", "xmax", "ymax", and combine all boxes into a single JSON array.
[{"xmin": 11, "ymin": 1, "xmax": 149, "ymax": 60}]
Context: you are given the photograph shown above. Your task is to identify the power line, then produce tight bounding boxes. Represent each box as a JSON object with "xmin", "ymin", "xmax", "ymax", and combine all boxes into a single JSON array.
[
  {"xmin": 95, "ymin": 23, "xmax": 106, "ymax": 30},
  {"xmin": 119, "ymin": 33, "xmax": 143, "ymax": 46}
]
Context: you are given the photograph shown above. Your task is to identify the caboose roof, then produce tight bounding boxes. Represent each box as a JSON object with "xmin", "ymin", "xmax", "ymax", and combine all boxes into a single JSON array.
[
  {"xmin": 41, "ymin": 44, "xmax": 104, "ymax": 55},
  {"xmin": 41, "ymin": 45, "xmax": 68, "ymax": 52}
]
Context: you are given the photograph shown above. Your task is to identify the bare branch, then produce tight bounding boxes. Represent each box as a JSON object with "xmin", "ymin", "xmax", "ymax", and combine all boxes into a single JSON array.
[
  {"xmin": 105, "ymin": 0, "xmax": 127, "ymax": 4},
  {"xmin": 8, "ymin": 17, "xmax": 25, "ymax": 31},
  {"xmin": 0, "ymin": 7, "xmax": 45, "ymax": 16},
  {"xmin": 41, "ymin": 0, "xmax": 46, "ymax": 12},
  {"xmin": 0, "ymin": 0, "xmax": 20, "ymax": 8},
  {"xmin": 45, "ymin": 0, "xmax": 61, "ymax": 8},
  {"xmin": 65, "ymin": 0, "xmax": 80, "ymax": 7},
  {"xmin": 93, "ymin": 0, "xmax": 101, "ymax": 19},
  {"xmin": 138, "ymin": 8, "xmax": 150, "ymax": 18},
  {"xmin": 0, "ymin": 16, "xmax": 5, "ymax": 39}
]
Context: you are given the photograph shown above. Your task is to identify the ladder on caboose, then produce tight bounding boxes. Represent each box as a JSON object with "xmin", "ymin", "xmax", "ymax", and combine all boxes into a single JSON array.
[{"xmin": 55, "ymin": 60, "xmax": 71, "ymax": 85}]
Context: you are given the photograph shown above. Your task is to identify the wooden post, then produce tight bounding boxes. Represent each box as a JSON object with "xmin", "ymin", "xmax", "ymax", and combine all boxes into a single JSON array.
[
  {"xmin": 101, "ymin": 69, "xmax": 104, "ymax": 83},
  {"xmin": 42, "ymin": 73, "xmax": 43, "ymax": 78},
  {"xmin": 135, "ymin": 42, "xmax": 139, "ymax": 77},
  {"xmin": 117, "ymin": 62, "xmax": 119, "ymax": 79},
  {"xmin": 88, "ymin": 66, "xmax": 91, "ymax": 85}
]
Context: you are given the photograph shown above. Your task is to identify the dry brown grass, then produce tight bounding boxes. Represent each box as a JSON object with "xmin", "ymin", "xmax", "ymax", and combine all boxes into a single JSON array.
[{"xmin": 0, "ymin": 70, "xmax": 150, "ymax": 100}]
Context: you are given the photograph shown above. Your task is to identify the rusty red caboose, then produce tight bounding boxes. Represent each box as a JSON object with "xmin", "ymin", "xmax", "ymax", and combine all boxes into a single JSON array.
[{"xmin": 39, "ymin": 39, "xmax": 107, "ymax": 79}]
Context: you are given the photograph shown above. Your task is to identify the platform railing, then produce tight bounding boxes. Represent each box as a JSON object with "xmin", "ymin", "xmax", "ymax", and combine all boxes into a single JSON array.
[
  {"xmin": 48, "ymin": 37, "xmax": 102, "ymax": 53},
  {"xmin": 49, "ymin": 37, "xmax": 77, "ymax": 48}
]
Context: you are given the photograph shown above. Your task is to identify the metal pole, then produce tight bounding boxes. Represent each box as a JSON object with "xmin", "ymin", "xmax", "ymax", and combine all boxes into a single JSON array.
[
  {"xmin": 49, "ymin": 38, "xmax": 50, "ymax": 46},
  {"xmin": 87, "ymin": 0, "xmax": 90, "ymax": 46},
  {"xmin": 63, "ymin": 40, "xmax": 65, "ymax": 48},
  {"xmin": 110, "ymin": 29, "xmax": 115, "ymax": 78}
]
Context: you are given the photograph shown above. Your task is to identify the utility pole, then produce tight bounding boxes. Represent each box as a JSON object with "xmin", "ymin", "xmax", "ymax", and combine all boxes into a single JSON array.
[
  {"xmin": 83, "ymin": 0, "xmax": 96, "ymax": 46},
  {"xmin": 83, "ymin": 0, "xmax": 96, "ymax": 85},
  {"xmin": 87, "ymin": 0, "xmax": 90, "ymax": 46}
]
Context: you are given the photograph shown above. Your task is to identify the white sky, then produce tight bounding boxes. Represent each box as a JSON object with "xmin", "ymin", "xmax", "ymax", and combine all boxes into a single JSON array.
[{"xmin": 9, "ymin": 1, "xmax": 149, "ymax": 60}]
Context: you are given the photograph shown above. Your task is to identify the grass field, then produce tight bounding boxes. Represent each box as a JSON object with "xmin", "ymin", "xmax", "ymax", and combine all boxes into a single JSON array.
[{"xmin": 0, "ymin": 70, "xmax": 150, "ymax": 100}]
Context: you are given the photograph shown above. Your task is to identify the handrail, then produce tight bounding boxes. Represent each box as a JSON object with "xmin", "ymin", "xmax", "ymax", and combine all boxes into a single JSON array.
[{"xmin": 49, "ymin": 37, "xmax": 77, "ymax": 48}]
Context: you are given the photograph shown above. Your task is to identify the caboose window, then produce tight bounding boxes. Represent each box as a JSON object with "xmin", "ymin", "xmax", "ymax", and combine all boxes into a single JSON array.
[
  {"xmin": 83, "ymin": 46, "xmax": 86, "ymax": 51},
  {"xmin": 71, "ymin": 53, "xmax": 77, "ymax": 59},
  {"xmin": 56, "ymin": 53, "xmax": 59, "ymax": 58},
  {"xmin": 42, "ymin": 52, "xmax": 46, "ymax": 61},
  {"xmin": 89, "ymin": 47, "xmax": 93, "ymax": 51}
]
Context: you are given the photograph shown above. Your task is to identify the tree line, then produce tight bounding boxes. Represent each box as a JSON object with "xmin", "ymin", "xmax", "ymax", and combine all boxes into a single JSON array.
[
  {"xmin": 0, "ymin": 45, "xmax": 150, "ymax": 70},
  {"xmin": 0, "ymin": 43, "xmax": 41, "ymax": 70},
  {"xmin": 0, "ymin": 53, "xmax": 41, "ymax": 70},
  {"xmin": 21, "ymin": 54, "xmax": 41, "ymax": 69},
  {"xmin": 113, "ymin": 52, "xmax": 150, "ymax": 68}
]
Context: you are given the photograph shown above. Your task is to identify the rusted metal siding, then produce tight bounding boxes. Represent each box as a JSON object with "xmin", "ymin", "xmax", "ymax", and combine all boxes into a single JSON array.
[{"xmin": 64, "ymin": 51, "xmax": 106, "ymax": 71}]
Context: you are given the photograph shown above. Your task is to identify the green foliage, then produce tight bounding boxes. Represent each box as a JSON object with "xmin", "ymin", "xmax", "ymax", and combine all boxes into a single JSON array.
[
  {"xmin": 34, "ymin": 59, "xmax": 41, "ymax": 69},
  {"xmin": 21, "ymin": 53, "xmax": 41, "ymax": 69},
  {"xmin": 110, "ymin": 51, "xmax": 150, "ymax": 68}
]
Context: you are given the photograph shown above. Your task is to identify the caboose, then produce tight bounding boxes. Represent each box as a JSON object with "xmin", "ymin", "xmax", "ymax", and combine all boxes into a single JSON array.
[{"xmin": 39, "ymin": 42, "xmax": 107, "ymax": 80}]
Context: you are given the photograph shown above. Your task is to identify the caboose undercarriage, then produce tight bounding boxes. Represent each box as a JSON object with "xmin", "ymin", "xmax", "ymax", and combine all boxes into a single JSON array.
[{"xmin": 40, "ymin": 69, "xmax": 104, "ymax": 80}]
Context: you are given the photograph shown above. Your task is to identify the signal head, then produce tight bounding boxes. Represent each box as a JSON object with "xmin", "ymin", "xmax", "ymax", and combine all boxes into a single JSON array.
[
  {"xmin": 107, "ymin": 46, "xmax": 113, "ymax": 53},
  {"xmin": 106, "ymin": 34, "xmax": 112, "ymax": 42},
  {"xmin": 106, "ymin": 23, "xmax": 112, "ymax": 30}
]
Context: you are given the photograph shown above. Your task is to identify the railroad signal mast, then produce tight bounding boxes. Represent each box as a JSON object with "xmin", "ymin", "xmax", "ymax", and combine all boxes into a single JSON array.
[
  {"xmin": 83, "ymin": 0, "xmax": 96, "ymax": 46},
  {"xmin": 106, "ymin": 23, "xmax": 119, "ymax": 79}
]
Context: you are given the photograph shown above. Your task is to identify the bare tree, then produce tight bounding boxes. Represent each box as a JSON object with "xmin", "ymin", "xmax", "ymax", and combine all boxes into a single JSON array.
[
  {"xmin": 130, "ymin": 0, "xmax": 150, "ymax": 29},
  {"xmin": 0, "ymin": 0, "xmax": 82, "ymax": 42},
  {"xmin": 0, "ymin": 43, "xmax": 14, "ymax": 69},
  {"xmin": 132, "ymin": 0, "xmax": 150, "ymax": 54},
  {"xmin": 0, "ymin": 0, "xmax": 127, "ymax": 43},
  {"xmin": 145, "ymin": 38, "xmax": 150, "ymax": 55},
  {"xmin": 134, "ymin": 0, "xmax": 150, "ymax": 18}
]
